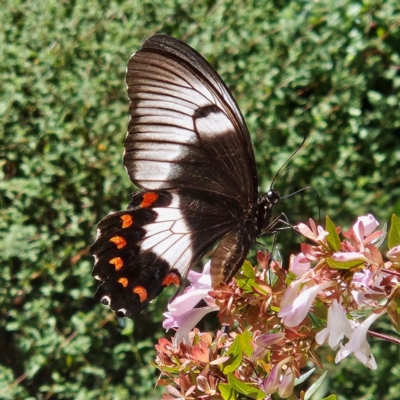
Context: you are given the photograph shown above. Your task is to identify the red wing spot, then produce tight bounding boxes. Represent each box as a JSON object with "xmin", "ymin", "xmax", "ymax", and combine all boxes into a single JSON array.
[
  {"xmin": 109, "ymin": 257, "xmax": 123, "ymax": 271},
  {"xmin": 133, "ymin": 286, "xmax": 148, "ymax": 303},
  {"xmin": 140, "ymin": 192, "xmax": 159, "ymax": 208},
  {"xmin": 120, "ymin": 214, "xmax": 133, "ymax": 228},
  {"xmin": 109, "ymin": 236, "xmax": 127, "ymax": 249},
  {"xmin": 162, "ymin": 272, "xmax": 181, "ymax": 287},
  {"xmin": 117, "ymin": 277, "xmax": 129, "ymax": 288}
]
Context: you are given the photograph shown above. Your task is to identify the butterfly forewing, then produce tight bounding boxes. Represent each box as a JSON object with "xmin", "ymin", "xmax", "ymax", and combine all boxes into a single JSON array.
[{"xmin": 125, "ymin": 34, "xmax": 258, "ymax": 205}]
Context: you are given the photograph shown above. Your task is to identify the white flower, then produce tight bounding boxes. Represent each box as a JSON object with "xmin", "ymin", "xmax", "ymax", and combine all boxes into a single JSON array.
[
  {"xmin": 279, "ymin": 281, "xmax": 333, "ymax": 327},
  {"xmin": 316, "ymin": 300, "xmax": 355, "ymax": 349},
  {"xmin": 335, "ymin": 310, "xmax": 385, "ymax": 370}
]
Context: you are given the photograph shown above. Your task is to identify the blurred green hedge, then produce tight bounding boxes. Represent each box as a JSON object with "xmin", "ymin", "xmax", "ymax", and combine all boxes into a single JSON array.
[{"xmin": 1, "ymin": 0, "xmax": 400, "ymax": 398}]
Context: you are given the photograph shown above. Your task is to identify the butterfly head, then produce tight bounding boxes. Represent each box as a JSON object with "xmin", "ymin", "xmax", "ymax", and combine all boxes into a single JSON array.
[
  {"xmin": 258, "ymin": 189, "xmax": 280, "ymax": 207},
  {"xmin": 265, "ymin": 190, "xmax": 280, "ymax": 205},
  {"xmin": 256, "ymin": 190, "xmax": 280, "ymax": 234}
]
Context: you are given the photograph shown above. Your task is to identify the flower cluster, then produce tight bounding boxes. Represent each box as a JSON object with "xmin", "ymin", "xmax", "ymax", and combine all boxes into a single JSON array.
[{"xmin": 155, "ymin": 214, "xmax": 400, "ymax": 399}]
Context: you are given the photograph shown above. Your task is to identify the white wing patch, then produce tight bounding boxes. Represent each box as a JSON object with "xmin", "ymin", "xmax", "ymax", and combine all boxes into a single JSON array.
[
  {"xmin": 139, "ymin": 194, "xmax": 194, "ymax": 275},
  {"xmin": 131, "ymin": 142, "xmax": 190, "ymax": 162},
  {"xmin": 131, "ymin": 125, "xmax": 198, "ymax": 145},
  {"xmin": 195, "ymin": 109, "xmax": 236, "ymax": 139},
  {"xmin": 128, "ymin": 160, "xmax": 174, "ymax": 183}
]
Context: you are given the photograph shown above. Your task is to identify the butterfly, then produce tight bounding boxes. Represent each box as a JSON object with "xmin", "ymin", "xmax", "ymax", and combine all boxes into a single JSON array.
[{"xmin": 90, "ymin": 34, "xmax": 280, "ymax": 319}]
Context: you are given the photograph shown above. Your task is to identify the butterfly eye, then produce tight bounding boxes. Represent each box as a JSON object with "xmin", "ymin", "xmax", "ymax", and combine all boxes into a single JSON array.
[{"xmin": 267, "ymin": 190, "xmax": 280, "ymax": 204}]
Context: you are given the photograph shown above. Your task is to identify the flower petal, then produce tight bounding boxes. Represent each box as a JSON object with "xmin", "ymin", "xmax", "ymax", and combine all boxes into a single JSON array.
[
  {"xmin": 255, "ymin": 332, "xmax": 286, "ymax": 348},
  {"xmin": 278, "ymin": 367, "xmax": 295, "ymax": 398},
  {"xmin": 387, "ymin": 245, "xmax": 400, "ymax": 262},
  {"xmin": 279, "ymin": 281, "xmax": 333, "ymax": 327},
  {"xmin": 331, "ymin": 252, "xmax": 368, "ymax": 262},
  {"xmin": 172, "ymin": 306, "xmax": 218, "ymax": 345},
  {"xmin": 335, "ymin": 310, "xmax": 385, "ymax": 370},
  {"xmin": 262, "ymin": 357, "xmax": 292, "ymax": 394},
  {"xmin": 290, "ymin": 253, "xmax": 311, "ymax": 277},
  {"xmin": 353, "ymin": 214, "xmax": 379, "ymax": 242},
  {"xmin": 315, "ymin": 300, "xmax": 354, "ymax": 349}
]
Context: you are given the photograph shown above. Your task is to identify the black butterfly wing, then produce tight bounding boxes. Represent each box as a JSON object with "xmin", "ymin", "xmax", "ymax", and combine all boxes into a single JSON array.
[
  {"xmin": 91, "ymin": 190, "xmax": 243, "ymax": 318},
  {"xmin": 91, "ymin": 35, "xmax": 264, "ymax": 318},
  {"xmin": 125, "ymin": 34, "xmax": 258, "ymax": 205}
]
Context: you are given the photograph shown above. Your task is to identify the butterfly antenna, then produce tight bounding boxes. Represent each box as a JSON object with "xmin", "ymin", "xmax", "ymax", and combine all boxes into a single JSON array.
[
  {"xmin": 281, "ymin": 186, "xmax": 321, "ymax": 224},
  {"xmin": 271, "ymin": 165, "xmax": 293, "ymax": 182},
  {"xmin": 270, "ymin": 135, "xmax": 307, "ymax": 190}
]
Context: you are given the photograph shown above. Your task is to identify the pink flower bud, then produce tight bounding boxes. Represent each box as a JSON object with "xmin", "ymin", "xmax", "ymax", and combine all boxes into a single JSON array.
[
  {"xmin": 290, "ymin": 253, "xmax": 311, "ymax": 276},
  {"xmin": 387, "ymin": 245, "xmax": 400, "ymax": 262},
  {"xmin": 353, "ymin": 214, "xmax": 379, "ymax": 243}
]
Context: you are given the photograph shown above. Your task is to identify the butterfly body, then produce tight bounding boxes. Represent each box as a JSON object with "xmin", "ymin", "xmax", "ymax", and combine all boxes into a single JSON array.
[{"xmin": 91, "ymin": 35, "xmax": 279, "ymax": 318}]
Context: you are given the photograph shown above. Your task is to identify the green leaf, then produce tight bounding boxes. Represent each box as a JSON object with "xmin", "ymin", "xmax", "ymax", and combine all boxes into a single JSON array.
[
  {"xmin": 223, "ymin": 336, "xmax": 243, "ymax": 374},
  {"xmin": 327, "ymin": 257, "xmax": 365, "ymax": 270},
  {"xmin": 219, "ymin": 383, "xmax": 236, "ymax": 400},
  {"xmin": 270, "ymin": 305, "xmax": 280, "ymax": 313},
  {"xmin": 236, "ymin": 261, "xmax": 258, "ymax": 291},
  {"xmin": 120, "ymin": 318, "xmax": 134, "ymax": 335},
  {"xmin": 325, "ymin": 216, "xmax": 341, "ymax": 251},
  {"xmin": 388, "ymin": 214, "xmax": 400, "ymax": 248},
  {"xmin": 241, "ymin": 260, "xmax": 256, "ymax": 279},
  {"xmin": 321, "ymin": 395, "xmax": 337, "ymax": 400},
  {"xmin": 294, "ymin": 368, "xmax": 315, "ymax": 386},
  {"xmin": 240, "ymin": 330, "xmax": 254, "ymax": 357},
  {"xmin": 235, "ymin": 275, "xmax": 256, "ymax": 291},
  {"xmin": 387, "ymin": 298, "xmax": 400, "ymax": 333},
  {"xmin": 304, "ymin": 370, "xmax": 328, "ymax": 400},
  {"xmin": 223, "ymin": 331, "xmax": 253, "ymax": 373},
  {"xmin": 227, "ymin": 373, "xmax": 266, "ymax": 400}
]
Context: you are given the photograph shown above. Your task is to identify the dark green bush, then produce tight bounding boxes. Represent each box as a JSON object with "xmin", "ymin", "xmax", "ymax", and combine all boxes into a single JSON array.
[{"xmin": 1, "ymin": 0, "xmax": 399, "ymax": 398}]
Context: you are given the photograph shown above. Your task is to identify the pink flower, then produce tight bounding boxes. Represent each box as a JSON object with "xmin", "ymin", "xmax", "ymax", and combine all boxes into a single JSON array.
[
  {"xmin": 289, "ymin": 253, "xmax": 311, "ymax": 276},
  {"xmin": 262, "ymin": 356, "xmax": 293, "ymax": 395},
  {"xmin": 330, "ymin": 252, "xmax": 368, "ymax": 263},
  {"xmin": 279, "ymin": 278, "xmax": 305, "ymax": 310},
  {"xmin": 163, "ymin": 384, "xmax": 195, "ymax": 400},
  {"xmin": 163, "ymin": 261, "xmax": 219, "ymax": 344},
  {"xmin": 353, "ymin": 214, "xmax": 379, "ymax": 243},
  {"xmin": 297, "ymin": 220, "xmax": 329, "ymax": 242},
  {"xmin": 352, "ymin": 269, "xmax": 373, "ymax": 287},
  {"xmin": 253, "ymin": 332, "xmax": 286, "ymax": 360},
  {"xmin": 278, "ymin": 366, "xmax": 295, "ymax": 398},
  {"xmin": 255, "ymin": 332, "xmax": 286, "ymax": 347},
  {"xmin": 351, "ymin": 269, "xmax": 396, "ymax": 306},
  {"xmin": 351, "ymin": 269, "xmax": 379, "ymax": 306},
  {"xmin": 387, "ymin": 245, "xmax": 400, "ymax": 262},
  {"xmin": 279, "ymin": 281, "xmax": 333, "ymax": 327}
]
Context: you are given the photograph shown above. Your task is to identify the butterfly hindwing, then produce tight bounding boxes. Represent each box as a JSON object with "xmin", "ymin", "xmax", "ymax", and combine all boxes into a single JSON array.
[{"xmin": 91, "ymin": 189, "xmax": 243, "ymax": 318}]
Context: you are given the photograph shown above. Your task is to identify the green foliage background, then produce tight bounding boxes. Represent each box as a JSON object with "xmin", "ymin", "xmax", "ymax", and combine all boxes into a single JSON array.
[{"xmin": 1, "ymin": 0, "xmax": 400, "ymax": 398}]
